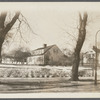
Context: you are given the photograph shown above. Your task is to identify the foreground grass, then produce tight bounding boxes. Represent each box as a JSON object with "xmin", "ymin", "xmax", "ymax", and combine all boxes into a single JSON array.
[{"xmin": 0, "ymin": 77, "xmax": 98, "ymax": 93}]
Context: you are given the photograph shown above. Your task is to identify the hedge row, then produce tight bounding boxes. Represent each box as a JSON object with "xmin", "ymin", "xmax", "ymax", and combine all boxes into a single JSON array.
[{"xmin": 0, "ymin": 67, "xmax": 93, "ymax": 78}]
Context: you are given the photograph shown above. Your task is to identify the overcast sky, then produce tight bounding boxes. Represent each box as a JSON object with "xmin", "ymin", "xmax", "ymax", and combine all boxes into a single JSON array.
[{"xmin": 1, "ymin": 2, "xmax": 100, "ymax": 54}]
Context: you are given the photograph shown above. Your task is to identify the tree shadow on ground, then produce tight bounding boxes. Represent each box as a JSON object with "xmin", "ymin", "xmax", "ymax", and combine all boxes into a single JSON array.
[{"xmin": 79, "ymin": 79, "xmax": 94, "ymax": 82}]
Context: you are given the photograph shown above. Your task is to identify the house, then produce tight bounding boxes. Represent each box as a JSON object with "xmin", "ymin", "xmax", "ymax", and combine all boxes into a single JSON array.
[
  {"xmin": 80, "ymin": 47, "xmax": 100, "ymax": 66},
  {"xmin": 80, "ymin": 50, "xmax": 95, "ymax": 66},
  {"xmin": 27, "ymin": 44, "xmax": 70, "ymax": 66}
]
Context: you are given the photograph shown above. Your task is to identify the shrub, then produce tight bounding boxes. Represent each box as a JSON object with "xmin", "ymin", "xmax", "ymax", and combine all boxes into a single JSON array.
[{"xmin": 0, "ymin": 66, "xmax": 93, "ymax": 78}]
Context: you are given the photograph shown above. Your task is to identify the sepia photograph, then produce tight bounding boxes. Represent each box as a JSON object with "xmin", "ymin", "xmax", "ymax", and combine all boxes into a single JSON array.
[{"xmin": 0, "ymin": 2, "xmax": 100, "ymax": 98}]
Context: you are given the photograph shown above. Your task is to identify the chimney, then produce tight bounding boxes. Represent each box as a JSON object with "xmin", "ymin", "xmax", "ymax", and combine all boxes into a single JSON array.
[{"xmin": 43, "ymin": 44, "xmax": 47, "ymax": 48}]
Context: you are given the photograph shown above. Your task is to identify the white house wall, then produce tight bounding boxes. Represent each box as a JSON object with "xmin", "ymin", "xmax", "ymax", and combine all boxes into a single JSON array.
[{"xmin": 27, "ymin": 55, "xmax": 44, "ymax": 65}]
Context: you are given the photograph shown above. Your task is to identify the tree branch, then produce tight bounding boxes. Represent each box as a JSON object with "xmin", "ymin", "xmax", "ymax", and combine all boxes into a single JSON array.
[
  {"xmin": 20, "ymin": 13, "xmax": 38, "ymax": 36},
  {"xmin": 0, "ymin": 12, "xmax": 7, "ymax": 29},
  {"xmin": 60, "ymin": 27, "xmax": 77, "ymax": 41},
  {"xmin": 4, "ymin": 12, "xmax": 20, "ymax": 35}
]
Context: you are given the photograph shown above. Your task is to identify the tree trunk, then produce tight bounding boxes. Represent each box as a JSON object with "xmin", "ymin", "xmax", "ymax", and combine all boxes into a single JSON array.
[
  {"xmin": 71, "ymin": 12, "xmax": 88, "ymax": 81},
  {"xmin": 0, "ymin": 12, "xmax": 20, "ymax": 63},
  {"xmin": 71, "ymin": 52, "xmax": 80, "ymax": 80},
  {"xmin": 0, "ymin": 42, "xmax": 3, "ymax": 62}
]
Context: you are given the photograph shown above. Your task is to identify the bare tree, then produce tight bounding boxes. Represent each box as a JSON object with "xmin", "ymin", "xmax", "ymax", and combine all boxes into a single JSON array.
[
  {"xmin": 71, "ymin": 12, "xmax": 88, "ymax": 81},
  {"xmin": 0, "ymin": 12, "xmax": 20, "ymax": 62}
]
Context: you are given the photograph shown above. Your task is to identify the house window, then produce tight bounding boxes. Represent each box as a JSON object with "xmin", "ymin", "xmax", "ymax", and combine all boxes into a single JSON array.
[
  {"xmin": 41, "ymin": 49, "xmax": 44, "ymax": 54},
  {"xmin": 53, "ymin": 49, "xmax": 58, "ymax": 53},
  {"xmin": 39, "ymin": 50, "xmax": 41, "ymax": 54},
  {"xmin": 29, "ymin": 57, "xmax": 32, "ymax": 62}
]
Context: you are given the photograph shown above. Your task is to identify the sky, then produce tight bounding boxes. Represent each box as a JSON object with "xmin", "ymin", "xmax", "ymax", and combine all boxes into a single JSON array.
[{"xmin": 1, "ymin": 2, "xmax": 100, "ymax": 54}]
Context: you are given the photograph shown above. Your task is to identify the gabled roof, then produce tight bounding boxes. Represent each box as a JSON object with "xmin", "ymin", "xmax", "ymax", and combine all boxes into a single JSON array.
[
  {"xmin": 34, "ymin": 45, "xmax": 55, "ymax": 51},
  {"xmin": 31, "ymin": 45, "xmax": 56, "ymax": 56}
]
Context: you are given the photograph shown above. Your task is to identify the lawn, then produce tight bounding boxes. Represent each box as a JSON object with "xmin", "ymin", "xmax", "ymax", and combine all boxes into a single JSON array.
[{"xmin": 0, "ymin": 64, "xmax": 98, "ymax": 93}]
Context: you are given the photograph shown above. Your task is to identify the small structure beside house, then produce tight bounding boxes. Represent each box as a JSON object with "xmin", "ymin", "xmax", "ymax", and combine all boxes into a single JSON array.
[
  {"xmin": 2, "ymin": 56, "xmax": 27, "ymax": 64},
  {"xmin": 2, "ymin": 56, "xmax": 16, "ymax": 64},
  {"xmin": 2, "ymin": 51, "xmax": 31, "ymax": 65},
  {"xmin": 27, "ymin": 44, "xmax": 70, "ymax": 66}
]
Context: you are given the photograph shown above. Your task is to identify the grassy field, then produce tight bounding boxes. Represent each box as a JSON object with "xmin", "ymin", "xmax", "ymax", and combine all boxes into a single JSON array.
[{"xmin": 0, "ymin": 77, "xmax": 98, "ymax": 93}]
